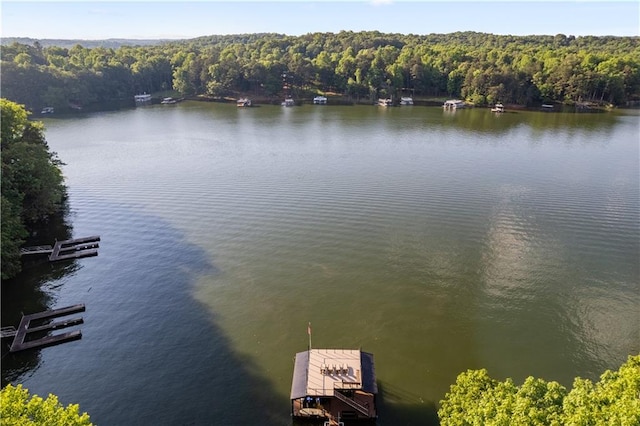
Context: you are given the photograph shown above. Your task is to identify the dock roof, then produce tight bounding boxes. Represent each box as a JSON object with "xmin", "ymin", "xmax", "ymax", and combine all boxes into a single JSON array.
[{"xmin": 290, "ymin": 349, "xmax": 377, "ymax": 400}]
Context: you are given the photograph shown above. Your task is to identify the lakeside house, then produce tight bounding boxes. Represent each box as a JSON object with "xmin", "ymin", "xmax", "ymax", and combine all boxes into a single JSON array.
[
  {"xmin": 443, "ymin": 99, "xmax": 466, "ymax": 109},
  {"xmin": 291, "ymin": 348, "xmax": 378, "ymax": 425}
]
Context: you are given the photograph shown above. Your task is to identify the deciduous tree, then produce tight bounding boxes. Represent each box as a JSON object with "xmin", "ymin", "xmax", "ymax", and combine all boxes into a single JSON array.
[
  {"xmin": 1, "ymin": 99, "xmax": 66, "ymax": 279},
  {"xmin": 438, "ymin": 355, "xmax": 640, "ymax": 425},
  {"xmin": 0, "ymin": 384, "xmax": 92, "ymax": 425}
]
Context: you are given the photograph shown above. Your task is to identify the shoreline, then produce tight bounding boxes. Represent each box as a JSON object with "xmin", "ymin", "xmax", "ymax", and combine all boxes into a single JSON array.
[{"xmin": 188, "ymin": 94, "xmax": 623, "ymax": 113}]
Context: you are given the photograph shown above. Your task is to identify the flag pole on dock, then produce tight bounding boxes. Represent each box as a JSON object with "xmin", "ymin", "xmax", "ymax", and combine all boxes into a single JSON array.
[{"xmin": 308, "ymin": 322, "xmax": 312, "ymax": 351}]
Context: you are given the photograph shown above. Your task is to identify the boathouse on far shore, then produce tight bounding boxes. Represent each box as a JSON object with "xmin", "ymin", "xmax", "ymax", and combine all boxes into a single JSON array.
[{"xmin": 291, "ymin": 348, "xmax": 378, "ymax": 424}]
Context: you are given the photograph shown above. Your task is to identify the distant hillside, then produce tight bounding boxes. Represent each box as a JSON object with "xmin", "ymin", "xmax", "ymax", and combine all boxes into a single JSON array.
[
  {"xmin": 0, "ymin": 37, "xmax": 176, "ymax": 49},
  {"xmin": 2, "ymin": 31, "xmax": 638, "ymax": 111}
]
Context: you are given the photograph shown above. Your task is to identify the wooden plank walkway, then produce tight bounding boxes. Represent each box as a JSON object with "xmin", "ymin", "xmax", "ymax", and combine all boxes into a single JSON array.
[
  {"xmin": 9, "ymin": 304, "xmax": 86, "ymax": 352},
  {"xmin": 20, "ymin": 235, "xmax": 100, "ymax": 262},
  {"xmin": 49, "ymin": 236, "xmax": 100, "ymax": 261},
  {"xmin": 20, "ymin": 245, "xmax": 53, "ymax": 256},
  {"xmin": 1, "ymin": 326, "xmax": 17, "ymax": 339}
]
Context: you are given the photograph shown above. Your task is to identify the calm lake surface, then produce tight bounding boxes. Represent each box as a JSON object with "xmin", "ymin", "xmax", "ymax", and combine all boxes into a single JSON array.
[{"xmin": 2, "ymin": 102, "xmax": 639, "ymax": 425}]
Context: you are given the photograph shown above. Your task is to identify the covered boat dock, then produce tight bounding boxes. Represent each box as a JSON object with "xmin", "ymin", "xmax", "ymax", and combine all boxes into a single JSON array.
[{"xmin": 291, "ymin": 348, "xmax": 378, "ymax": 425}]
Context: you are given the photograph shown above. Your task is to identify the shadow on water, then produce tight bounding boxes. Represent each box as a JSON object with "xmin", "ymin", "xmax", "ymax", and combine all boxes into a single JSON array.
[
  {"xmin": 1, "ymin": 196, "xmax": 286, "ymax": 425},
  {"xmin": 376, "ymin": 381, "xmax": 439, "ymax": 426},
  {"xmin": 1, "ymin": 202, "xmax": 78, "ymax": 383},
  {"xmin": 1, "ymin": 197, "xmax": 449, "ymax": 425}
]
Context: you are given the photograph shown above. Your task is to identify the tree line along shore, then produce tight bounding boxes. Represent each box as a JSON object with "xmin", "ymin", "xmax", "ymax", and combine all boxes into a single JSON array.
[
  {"xmin": 1, "ymin": 99, "xmax": 67, "ymax": 279},
  {"xmin": 1, "ymin": 31, "xmax": 638, "ymax": 114}
]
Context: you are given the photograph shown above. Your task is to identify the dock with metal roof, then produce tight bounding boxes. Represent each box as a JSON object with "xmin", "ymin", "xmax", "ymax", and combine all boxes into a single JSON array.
[{"xmin": 291, "ymin": 348, "xmax": 378, "ymax": 424}]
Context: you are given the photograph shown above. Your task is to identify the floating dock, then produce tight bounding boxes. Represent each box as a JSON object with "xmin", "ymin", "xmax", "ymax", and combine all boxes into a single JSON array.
[
  {"xmin": 9, "ymin": 304, "xmax": 86, "ymax": 352},
  {"xmin": 20, "ymin": 236, "xmax": 100, "ymax": 262}
]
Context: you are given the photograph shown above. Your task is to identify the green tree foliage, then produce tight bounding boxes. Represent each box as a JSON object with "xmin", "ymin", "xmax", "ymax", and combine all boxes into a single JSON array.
[
  {"xmin": 563, "ymin": 355, "xmax": 640, "ymax": 425},
  {"xmin": 439, "ymin": 354, "xmax": 640, "ymax": 425},
  {"xmin": 1, "ymin": 99, "xmax": 66, "ymax": 279},
  {"xmin": 0, "ymin": 32, "xmax": 638, "ymax": 110},
  {"xmin": 1, "ymin": 194, "xmax": 27, "ymax": 280},
  {"xmin": 0, "ymin": 384, "xmax": 92, "ymax": 425}
]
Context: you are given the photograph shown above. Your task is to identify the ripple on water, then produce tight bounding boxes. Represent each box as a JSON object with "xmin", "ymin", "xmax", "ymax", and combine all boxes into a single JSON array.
[{"xmin": 13, "ymin": 104, "xmax": 638, "ymax": 423}]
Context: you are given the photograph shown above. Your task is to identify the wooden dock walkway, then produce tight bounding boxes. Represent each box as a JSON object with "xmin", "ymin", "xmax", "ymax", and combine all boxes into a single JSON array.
[
  {"xmin": 9, "ymin": 304, "xmax": 86, "ymax": 352},
  {"xmin": 49, "ymin": 236, "xmax": 100, "ymax": 261},
  {"xmin": 1, "ymin": 326, "xmax": 17, "ymax": 339},
  {"xmin": 20, "ymin": 236, "xmax": 100, "ymax": 262},
  {"xmin": 19, "ymin": 245, "xmax": 53, "ymax": 256}
]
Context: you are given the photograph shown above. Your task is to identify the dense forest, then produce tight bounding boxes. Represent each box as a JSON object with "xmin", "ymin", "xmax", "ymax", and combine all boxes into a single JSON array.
[
  {"xmin": 1, "ymin": 31, "xmax": 639, "ymax": 112},
  {"xmin": 1, "ymin": 99, "xmax": 67, "ymax": 279}
]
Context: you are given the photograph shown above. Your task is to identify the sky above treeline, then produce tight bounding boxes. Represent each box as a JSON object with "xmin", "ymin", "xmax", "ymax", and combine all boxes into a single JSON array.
[{"xmin": 2, "ymin": 1, "xmax": 638, "ymax": 40}]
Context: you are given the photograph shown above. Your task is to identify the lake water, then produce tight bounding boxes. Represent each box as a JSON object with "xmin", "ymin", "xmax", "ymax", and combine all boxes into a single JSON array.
[{"xmin": 2, "ymin": 102, "xmax": 639, "ymax": 425}]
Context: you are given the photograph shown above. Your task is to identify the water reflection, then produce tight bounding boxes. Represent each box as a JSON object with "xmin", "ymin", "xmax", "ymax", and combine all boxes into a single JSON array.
[
  {"xmin": 377, "ymin": 381, "xmax": 439, "ymax": 425},
  {"xmin": 1, "ymin": 204, "xmax": 76, "ymax": 386},
  {"xmin": 29, "ymin": 102, "xmax": 639, "ymax": 423},
  {"xmin": 476, "ymin": 175, "xmax": 639, "ymax": 384},
  {"xmin": 1, "ymin": 257, "xmax": 81, "ymax": 386},
  {"xmin": 438, "ymin": 107, "xmax": 619, "ymax": 136},
  {"xmin": 481, "ymin": 184, "xmax": 537, "ymax": 300}
]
